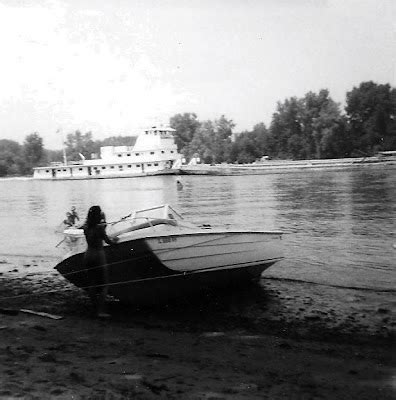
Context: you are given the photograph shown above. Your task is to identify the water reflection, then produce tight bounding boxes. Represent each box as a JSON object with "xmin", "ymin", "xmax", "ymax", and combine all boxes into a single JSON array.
[
  {"xmin": 350, "ymin": 170, "xmax": 394, "ymax": 221},
  {"xmin": 275, "ymin": 172, "xmax": 343, "ymax": 213},
  {"xmin": 27, "ymin": 195, "xmax": 47, "ymax": 215},
  {"xmin": 273, "ymin": 171, "xmax": 351, "ymax": 239},
  {"xmin": 177, "ymin": 176, "xmax": 237, "ymax": 221}
]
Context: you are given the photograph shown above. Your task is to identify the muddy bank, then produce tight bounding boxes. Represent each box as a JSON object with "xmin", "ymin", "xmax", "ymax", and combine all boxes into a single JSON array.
[
  {"xmin": 0, "ymin": 256, "xmax": 395, "ymax": 399},
  {"xmin": 1, "ymin": 256, "xmax": 394, "ymax": 343}
]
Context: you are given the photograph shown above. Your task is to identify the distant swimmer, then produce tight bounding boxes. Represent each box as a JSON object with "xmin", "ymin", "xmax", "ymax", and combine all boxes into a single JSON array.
[{"xmin": 176, "ymin": 179, "xmax": 183, "ymax": 190}]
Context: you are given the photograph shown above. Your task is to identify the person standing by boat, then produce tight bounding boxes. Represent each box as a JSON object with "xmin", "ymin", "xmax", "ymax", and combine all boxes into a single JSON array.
[
  {"xmin": 70, "ymin": 206, "xmax": 80, "ymax": 225},
  {"xmin": 63, "ymin": 212, "xmax": 74, "ymax": 227},
  {"xmin": 83, "ymin": 205, "xmax": 118, "ymax": 318},
  {"xmin": 62, "ymin": 206, "xmax": 80, "ymax": 227}
]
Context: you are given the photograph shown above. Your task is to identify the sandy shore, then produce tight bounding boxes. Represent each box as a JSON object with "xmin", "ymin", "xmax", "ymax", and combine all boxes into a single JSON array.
[{"xmin": 0, "ymin": 256, "xmax": 395, "ymax": 399}]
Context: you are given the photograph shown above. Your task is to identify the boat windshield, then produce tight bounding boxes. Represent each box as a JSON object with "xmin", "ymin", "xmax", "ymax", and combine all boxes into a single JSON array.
[
  {"xmin": 131, "ymin": 204, "xmax": 183, "ymax": 222},
  {"xmin": 107, "ymin": 204, "xmax": 183, "ymax": 236}
]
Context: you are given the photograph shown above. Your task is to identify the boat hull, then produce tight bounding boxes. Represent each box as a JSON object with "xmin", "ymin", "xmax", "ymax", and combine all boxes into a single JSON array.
[
  {"xmin": 101, "ymin": 262, "xmax": 277, "ymax": 304},
  {"xmin": 55, "ymin": 232, "xmax": 282, "ymax": 304},
  {"xmin": 34, "ymin": 168, "xmax": 180, "ymax": 180}
]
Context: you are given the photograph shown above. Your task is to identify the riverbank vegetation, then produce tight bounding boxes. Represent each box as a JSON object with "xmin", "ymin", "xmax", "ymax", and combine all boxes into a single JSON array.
[
  {"xmin": 0, "ymin": 133, "xmax": 137, "ymax": 177},
  {"xmin": 0, "ymin": 81, "xmax": 394, "ymax": 176},
  {"xmin": 171, "ymin": 81, "xmax": 396, "ymax": 164}
]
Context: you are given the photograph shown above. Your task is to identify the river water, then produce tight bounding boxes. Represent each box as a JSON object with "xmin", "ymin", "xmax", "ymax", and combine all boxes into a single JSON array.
[{"xmin": 0, "ymin": 165, "xmax": 395, "ymax": 294}]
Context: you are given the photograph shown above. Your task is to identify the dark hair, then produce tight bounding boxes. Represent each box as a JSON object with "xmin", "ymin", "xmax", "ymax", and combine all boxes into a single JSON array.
[{"xmin": 85, "ymin": 205, "xmax": 102, "ymax": 228}]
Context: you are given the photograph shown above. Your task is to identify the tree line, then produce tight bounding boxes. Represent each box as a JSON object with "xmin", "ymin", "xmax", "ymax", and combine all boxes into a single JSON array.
[
  {"xmin": 170, "ymin": 81, "xmax": 396, "ymax": 164},
  {"xmin": 0, "ymin": 132, "xmax": 137, "ymax": 177},
  {"xmin": 0, "ymin": 81, "xmax": 394, "ymax": 176}
]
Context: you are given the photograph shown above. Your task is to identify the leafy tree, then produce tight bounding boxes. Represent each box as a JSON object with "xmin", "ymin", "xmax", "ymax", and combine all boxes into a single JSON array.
[
  {"xmin": 169, "ymin": 114, "xmax": 234, "ymax": 163},
  {"xmin": 0, "ymin": 139, "xmax": 24, "ymax": 176},
  {"xmin": 182, "ymin": 115, "xmax": 235, "ymax": 164},
  {"xmin": 212, "ymin": 115, "xmax": 235, "ymax": 163},
  {"xmin": 23, "ymin": 132, "xmax": 45, "ymax": 173},
  {"xmin": 187, "ymin": 120, "xmax": 216, "ymax": 163},
  {"xmin": 44, "ymin": 149, "xmax": 64, "ymax": 163},
  {"xmin": 229, "ymin": 123, "xmax": 270, "ymax": 163},
  {"xmin": 345, "ymin": 81, "xmax": 396, "ymax": 154},
  {"xmin": 303, "ymin": 90, "xmax": 346, "ymax": 158},
  {"xmin": 64, "ymin": 131, "xmax": 100, "ymax": 161},
  {"xmin": 231, "ymin": 132, "xmax": 258, "ymax": 163},
  {"xmin": 319, "ymin": 116, "xmax": 349, "ymax": 158},
  {"xmin": 268, "ymin": 97, "xmax": 304, "ymax": 159},
  {"xmin": 170, "ymin": 113, "xmax": 201, "ymax": 157},
  {"xmin": 252, "ymin": 123, "xmax": 271, "ymax": 154},
  {"xmin": 268, "ymin": 90, "xmax": 347, "ymax": 159}
]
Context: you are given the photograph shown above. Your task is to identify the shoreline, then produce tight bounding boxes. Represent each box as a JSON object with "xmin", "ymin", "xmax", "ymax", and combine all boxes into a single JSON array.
[
  {"xmin": 1, "ymin": 156, "xmax": 396, "ymax": 181},
  {"xmin": 0, "ymin": 255, "xmax": 394, "ymax": 399}
]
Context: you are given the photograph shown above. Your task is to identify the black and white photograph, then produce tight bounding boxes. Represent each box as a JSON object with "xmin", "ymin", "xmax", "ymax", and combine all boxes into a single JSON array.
[{"xmin": 0, "ymin": 0, "xmax": 395, "ymax": 398}]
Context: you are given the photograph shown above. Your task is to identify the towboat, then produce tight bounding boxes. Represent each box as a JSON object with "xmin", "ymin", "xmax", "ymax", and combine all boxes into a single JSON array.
[
  {"xmin": 33, "ymin": 126, "xmax": 183, "ymax": 180},
  {"xmin": 55, "ymin": 205, "xmax": 283, "ymax": 304}
]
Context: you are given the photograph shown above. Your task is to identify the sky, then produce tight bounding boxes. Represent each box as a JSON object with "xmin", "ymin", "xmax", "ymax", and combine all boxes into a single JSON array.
[{"xmin": 0, "ymin": 0, "xmax": 395, "ymax": 149}]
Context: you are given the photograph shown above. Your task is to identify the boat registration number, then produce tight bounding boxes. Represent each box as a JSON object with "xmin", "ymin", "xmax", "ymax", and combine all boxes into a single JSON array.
[{"xmin": 158, "ymin": 236, "xmax": 177, "ymax": 244}]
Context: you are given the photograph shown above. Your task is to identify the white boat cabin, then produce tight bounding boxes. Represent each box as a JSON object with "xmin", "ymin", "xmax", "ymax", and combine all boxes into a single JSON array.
[{"xmin": 34, "ymin": 126, "xmax": 182, "ymax": 179}]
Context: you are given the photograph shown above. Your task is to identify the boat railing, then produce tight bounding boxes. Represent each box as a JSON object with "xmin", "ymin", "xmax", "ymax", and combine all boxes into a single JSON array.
[{"xmin": 112, "ymin": 204, "xmax": 183, "ymax": 223}]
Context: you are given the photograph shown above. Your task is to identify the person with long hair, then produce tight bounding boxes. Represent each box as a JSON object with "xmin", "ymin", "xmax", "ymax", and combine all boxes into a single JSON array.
[{"xmin": 83, "ymin": 205, "xmax": 118, "ymax": 318}]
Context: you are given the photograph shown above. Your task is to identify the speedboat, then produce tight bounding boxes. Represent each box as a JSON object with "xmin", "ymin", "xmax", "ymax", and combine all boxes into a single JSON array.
[{"xmin": 55, "ymin": 205, "xmax": 283, "ymax": 304}]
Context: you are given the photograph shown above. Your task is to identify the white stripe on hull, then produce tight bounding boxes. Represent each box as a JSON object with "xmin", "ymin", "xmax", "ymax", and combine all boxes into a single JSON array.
[{"xmin": 146, "ymin": 232, "xmax": 282, "ymax": 272}]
